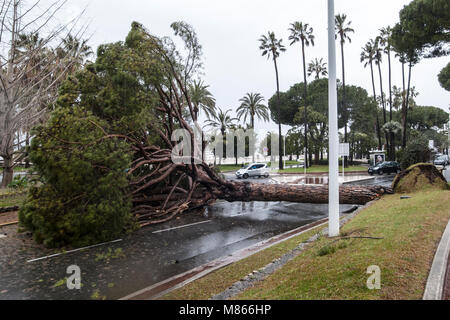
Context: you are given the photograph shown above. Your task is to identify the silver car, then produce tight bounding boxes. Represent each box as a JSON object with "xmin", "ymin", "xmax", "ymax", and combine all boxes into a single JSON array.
[{"xmin": 236, "ymin": 163, "xmax": 270, "ymax": 179}]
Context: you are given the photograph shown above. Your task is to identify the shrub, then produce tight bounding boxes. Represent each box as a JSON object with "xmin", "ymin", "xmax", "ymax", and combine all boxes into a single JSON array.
[{"xmin": 399, "ymin": 138, "xmax": 431, "ymax": 170}]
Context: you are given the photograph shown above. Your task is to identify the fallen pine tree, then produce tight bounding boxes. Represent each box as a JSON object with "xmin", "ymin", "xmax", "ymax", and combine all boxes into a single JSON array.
[{"xmin": 19, "ymin": 22, "xmax": 392, "ymax": 247}]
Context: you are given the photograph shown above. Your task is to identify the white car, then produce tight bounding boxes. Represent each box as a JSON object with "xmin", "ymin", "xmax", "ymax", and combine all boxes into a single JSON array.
[{"xmin": 236, "ymin": 163, "xmax": 270, "ymax": 179}]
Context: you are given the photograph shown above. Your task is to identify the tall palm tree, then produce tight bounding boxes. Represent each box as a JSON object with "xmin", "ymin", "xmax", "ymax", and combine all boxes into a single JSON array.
[
  {"xmin": 189, "ymin": 80, "xmax": 216, "ymax": 121},
  {"xmin": 335, "ymin": 14, "xmax": 354, "ymax": 167},
  {"xmin": 374, "ymin": 38, "xmax": 389, "ymax": 152},
  {"xmin": 289, "ymin": 22, "xmax": 315, "ymax": 168},
  {"xmin": 61, "ymin": 34, "xmax": 93, "ymax": 68},
  {"xmin": 259, "ymin": 31, "xmax": 286, "ymax": 170},
  {"xmin": 237, "ymin": 93, "xmax": 270, "ymax": 129},
  {"xmin": 378, "ymin": 26, "xmax": 395, "ymax": 159},
  {"xmin": 307, "ymin": 58, "xmax": 328, "ymax": 80},
  {"xmin": 361, "ymin": 39, "xmax": 382, "ymax": 150}
]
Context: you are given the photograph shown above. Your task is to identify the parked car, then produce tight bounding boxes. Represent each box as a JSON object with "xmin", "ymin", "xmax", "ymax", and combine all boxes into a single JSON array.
[
  {"xmin": 368, "ymin": 161, "xmax": 401, "ymax": 175},
  {"xmin": 434, "ymin": 155, "xmax": 450, "ymax": 166},
  {"xmin": 236, "ymin": 163, "xmax": 270, "ymax": 179}
]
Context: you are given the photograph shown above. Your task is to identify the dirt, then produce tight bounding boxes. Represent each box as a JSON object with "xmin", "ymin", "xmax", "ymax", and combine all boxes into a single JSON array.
[{"xmin": 392, "ymin": 163, "xmax": 448, "ymax": 193}]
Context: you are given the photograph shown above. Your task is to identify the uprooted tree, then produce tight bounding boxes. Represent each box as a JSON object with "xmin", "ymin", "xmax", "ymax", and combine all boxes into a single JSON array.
[{"xmin": 19, "ymin": 22, "xmax": 392, "ymax": 248}]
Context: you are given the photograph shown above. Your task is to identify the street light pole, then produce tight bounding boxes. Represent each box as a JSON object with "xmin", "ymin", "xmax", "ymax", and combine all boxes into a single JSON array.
[{"xmin": 328, "ymin": 0, "xmax": 340, "ymax": 237}]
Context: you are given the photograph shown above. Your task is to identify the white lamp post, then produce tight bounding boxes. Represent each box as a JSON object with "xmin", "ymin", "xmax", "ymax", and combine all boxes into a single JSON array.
[{"xmin": 328, "ymin": 0, "xmax": 340, "ymax": 237}]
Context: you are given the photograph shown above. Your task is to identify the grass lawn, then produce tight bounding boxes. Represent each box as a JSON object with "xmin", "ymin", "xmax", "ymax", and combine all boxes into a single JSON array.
[
  {"xmin": 162, "ymin": 188, "xmax": 449, "ymax": 300},
  {"xmin": 0, "ymin": 193, "xmax": 26, "ymax": 208},
  {"xmin": 236, "ymin": 189, "xmax": 450, "ymax": 300},
  {"xmin": 279, "ymin": 165, "xmax": 368, "ymax": 174}
]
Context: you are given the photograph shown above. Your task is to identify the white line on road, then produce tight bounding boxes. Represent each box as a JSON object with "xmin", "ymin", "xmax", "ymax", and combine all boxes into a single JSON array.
[
  {"xmin": 27, "ymin": 239, "xmax": 123, "ymax": 263},
  {"xmin": 152, "ymin": 220, "xmax": 212, "ymax": 234}
]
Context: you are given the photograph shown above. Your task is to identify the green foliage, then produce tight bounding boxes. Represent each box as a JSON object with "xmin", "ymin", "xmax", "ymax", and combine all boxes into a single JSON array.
[
  {"xmin": 438, "ymin": 62, "xmax": 450, "ymax": 91},
  {"xmin": 7, "ymin": 176, "xmax": 29, "ymax": 190},
  {"xmin": 399, "ymin": 137, "xmax": 431, "ymax": 170},
  {"xmin": 391, "ymin": 0, "xmax": 449, "ymax": 58},
  {"xmin": 408, "ymin": 106, "xmax": 449, "ymax": 131},
  {"xmin": 19, "ymin": 107, "xmax": 136, "ymax": 248}
]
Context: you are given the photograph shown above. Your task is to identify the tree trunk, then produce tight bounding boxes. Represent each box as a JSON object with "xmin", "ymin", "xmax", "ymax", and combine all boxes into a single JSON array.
[
  {"xmin": 402, "ymin": 63, "xmax": 412, "ymax": 148},
  {"xmin": 370, "ymin": 62, "xmax": 382, "ymax": 150},
  {"xmin": 387, "ymin": 46, "xmax": 395, "ymax": 160},
  {"xmin": 1, "ymin": 156, "xmax": 14, "ymax": 188},
  {"xmin": 273, "ymin": 57, "xmax": 284, "ymax": 170},
  {"xmin": 377, "ymin": 62, "xmax": 389, "ymax": 153},
  {"xmin": 340, "ymin": 41, "xmax": 349, "ymax": 168},
  {"xmin": 301, "ymin": 41, "xmax": 309, "ymax": 169},
  {"xmin": 217, "ymin": 182, "xmax": 392, "ymax": 206}
]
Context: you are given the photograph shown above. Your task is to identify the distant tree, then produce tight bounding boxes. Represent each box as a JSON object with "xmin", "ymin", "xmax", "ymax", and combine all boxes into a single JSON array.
[
  {"xmin": 259, "ymin": 31, "xmax": 286, "ymax": 169},
  {"xmin": 289, "ymin": 21, "xmax": 315, "ymax": 168},
  {"xmin": 335, "ymin": 14, "xmax": 354, "ymax": 167},
  {"xmin": 392, "ymin": 0, "xmax": 449, "ymax": 59},
  {"xmin": 438, "ymin": 62, "xmax": 450, "ymax": 91},
  {"xmin": 308, "ymin": 58, "xmax": 328, "ymax": 80},
  {"xmin": 378, "ymin": 26, "xmax": 396, "ymax": 159},
  {"xmin": 237, "ymin": 93, "xmax": 269, "ymax": 129},
  {"xmin": 361, "ymin": 39, "xmax": 382, "ymax": 150},
  {"xmin": 189, "ymin": 80, "xmax": 216, "ymax": 120},
  {"xmin": 374, "ymin": 37, "xmax": 390, "ymax": 152}
]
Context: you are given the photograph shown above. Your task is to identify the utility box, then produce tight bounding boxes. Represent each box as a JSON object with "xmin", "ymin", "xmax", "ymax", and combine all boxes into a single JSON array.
[{"xmin": 370, "ymin": 150, "xmax": 386, "ymax": 167}]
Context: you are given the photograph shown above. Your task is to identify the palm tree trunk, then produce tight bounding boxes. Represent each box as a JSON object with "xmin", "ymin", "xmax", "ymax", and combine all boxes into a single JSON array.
[
  {"xmin": 340, "ymin": 40, "xmax": 349, "ymax": 168},
  {"xmin": 273, "ymin": 57, "xmax": 284, "ymax": 170},
  {"xmin": 377, "ymin": 62, "xmax": 389, "ymax": 154},
  {"xmin": 370, "ymin": 62, "xmax": 382, "ymax": 150},
  {"xmin": 402, "ymin": 62, "xmax": 412, "ymax": 148},
  {"xmin": 301, "ymin": 40, "xmax": 309, "ymax": 169},
  {"xmin": 387, "ymin": 47, "xmax": 395, "ymax": 160},
  {"xmin": 251, "ymin": 114, "xmax": 255, "ymax": 162}
]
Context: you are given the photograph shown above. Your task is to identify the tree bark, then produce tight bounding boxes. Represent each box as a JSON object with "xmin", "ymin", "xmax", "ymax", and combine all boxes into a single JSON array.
[
  {"xmin": 370, "ymin": 62, "xmax": 382, "ymax": 150},
  {"xmin": 301, "ymin": 40, "xmax": 309, "ymax": 169},
  {"xmin": 273, "ymin": 56, "xmax": 284, "ymax": 170},
  {"xmin": 217, "ymin": 182, "xmax": 392, "ymax": 206}
]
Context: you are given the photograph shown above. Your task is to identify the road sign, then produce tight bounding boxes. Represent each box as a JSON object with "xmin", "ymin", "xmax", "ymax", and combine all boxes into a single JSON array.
[{"xmin": 339, "ymin": 143, "xmax": 350, "ymax": 157}]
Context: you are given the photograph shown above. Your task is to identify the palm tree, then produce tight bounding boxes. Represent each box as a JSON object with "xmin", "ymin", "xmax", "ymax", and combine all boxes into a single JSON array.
[
  {"xmin": 335, "ymin": 14, "xmax": 354, "ymax": 167},
  {"xmin": 378, "ymin": 26, "xmax": 395, "ymax": 159},
  {"xmin": 382, "ymin": 121, "xmax": 402, "ymax": 158},
  {"xmin": 361, "ymin": 39, "xmax": 382, "ymax": 150},
  {"xmin": 307, "ymin": 58, "xmax": 328, "ymax": 80},
  {"xmin": 189, "ymin": 80, "xmax": 216, "ymax": 121},
  {"xmin": 61, "ymin": 34, "xmax": 93, "ymax": 68},
  {"xmin": 237, "ymin": 93, "xmax": 270, "ymax": 129},
  {"xmin": 374, "ymin": 38, "xmax": 389, "ymax": 152},
  {"xmin": 259, "ymin": 31, "xmax": 286, "ymax": 170},
  {"xmin": 289, "ymin": 22, "xmax": 315, "ymax": 168},
  {"xmin": 205, "ymin": 108, "xmax": 237, "ymax": 165}
]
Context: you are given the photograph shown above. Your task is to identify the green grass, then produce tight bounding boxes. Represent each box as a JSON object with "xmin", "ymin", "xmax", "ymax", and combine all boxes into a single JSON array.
[
  {"xmin": 279, "ymin": 165, "xmax": 368, "ymax": 174},
  {"xmin": 236, "ymin": 189, "xmax": 450, "ymax": 300},
  {"xmin": 0, "ymin": 193, "xmax": 26, "ymax": 208},
  {"xmin": 162, "ymin": 188, "xmax": 449, "ymax": 300}
]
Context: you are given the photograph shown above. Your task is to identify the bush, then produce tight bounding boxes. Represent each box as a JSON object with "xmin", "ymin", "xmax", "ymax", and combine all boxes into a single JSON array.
[
  {"xmin": 8, "ymin": 176, "xmax": 29, "ymax": 190},
  {"xmin": 399, "ymin": 138, "xmax": 432, "ymax": 170},
  {"xmin": 19, "ymin": 107, "xmax": 137, "ymax": 248}
]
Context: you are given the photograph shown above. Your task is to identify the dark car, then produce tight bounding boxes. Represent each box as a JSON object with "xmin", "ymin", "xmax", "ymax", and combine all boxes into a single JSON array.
[{"xmin": 368, "ymin": 161, "xmax": 401, "ymax": 176}]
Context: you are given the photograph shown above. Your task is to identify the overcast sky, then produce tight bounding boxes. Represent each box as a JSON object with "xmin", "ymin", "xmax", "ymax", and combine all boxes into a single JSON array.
[{"xmin": 65, "ymin": 0, "xmax": 449, "ymax": 136}]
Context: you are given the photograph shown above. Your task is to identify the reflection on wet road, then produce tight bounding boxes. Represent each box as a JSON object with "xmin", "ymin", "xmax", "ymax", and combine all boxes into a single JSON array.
[{"xmin": 0, "ymin": 175, "xmax": 394, "ymax": 300}]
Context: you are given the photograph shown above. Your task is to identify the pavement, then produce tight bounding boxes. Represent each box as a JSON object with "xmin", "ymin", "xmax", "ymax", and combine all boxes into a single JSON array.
[
  {"xmin": 0, "ymin": 175, "xmax": 393, "ymax": 300},
  {"xmin": 442, "ymin": 168, "xmax": 450, "ymax": 300}
]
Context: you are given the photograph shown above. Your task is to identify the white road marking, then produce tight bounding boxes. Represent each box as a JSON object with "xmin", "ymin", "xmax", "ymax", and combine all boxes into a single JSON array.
[
  {"xmin": 152, "ymin": 220, "xmax": 212, "ymax": 234},
  {"xmin": 27, "ymin": 239, "xmax": 123, "ymax": 263}
]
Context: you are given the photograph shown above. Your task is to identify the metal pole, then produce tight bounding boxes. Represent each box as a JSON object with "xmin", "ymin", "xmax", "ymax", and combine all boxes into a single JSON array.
[{"xmin": 328, "ymin": 0, "xmax": 340, "ymax": 237}]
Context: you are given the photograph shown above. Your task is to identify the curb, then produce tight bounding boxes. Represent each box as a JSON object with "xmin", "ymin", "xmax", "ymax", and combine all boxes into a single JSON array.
[{"xmin": 423, "ymin": 218, "xmax": 450, "ymax": 300}]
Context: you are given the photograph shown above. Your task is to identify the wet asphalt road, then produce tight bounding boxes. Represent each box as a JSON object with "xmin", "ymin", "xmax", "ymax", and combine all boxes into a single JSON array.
[{"xmin": 0, "ymin": 175, "xmax": 394, "ymax": 300}]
